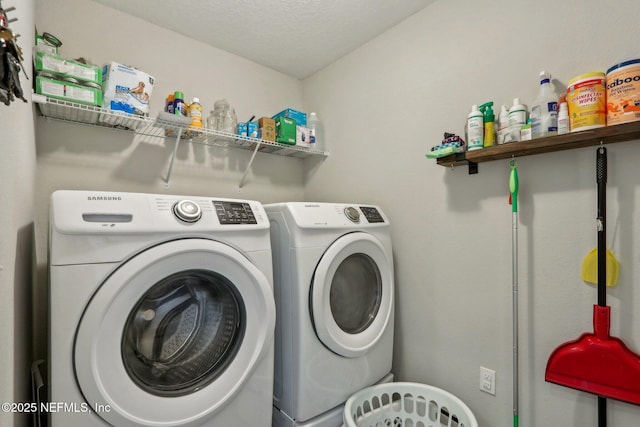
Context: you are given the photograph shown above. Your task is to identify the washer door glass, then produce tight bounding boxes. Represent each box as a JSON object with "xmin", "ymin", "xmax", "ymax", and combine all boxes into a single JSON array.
[
  {"xmin": 122, "ymin": 269, "xmax": 245, "ymax": 397},
  {"xmin": 330, "ymin": 253, "xmax": 381, "ymax": 334},
  {"xmin": 311, "ymin": 232, "xmax": 393, "ymax": 358},
  {"xmin": 74, "ymin": 238, "xmax": 275, "ymax": 426}
]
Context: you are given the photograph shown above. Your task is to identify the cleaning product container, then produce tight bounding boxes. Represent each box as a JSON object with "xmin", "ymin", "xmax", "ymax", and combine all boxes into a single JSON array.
[
  {"xmin": 508, "ymin": 98, "xmax": 527, "ymax": 142},
  {"xmin": 497, "ymin": 104, "xmax": 510, "ymax": 144},
  {"xmin": 343, "ymin": 382, "xmax": 478, "ymax": 427},
  {"xmin": 567, "ymin": 72, "xmax": 606, "ymax": 132},
  {"xmin": 531, "ymin": 71, "xmax": 559, "ymax": 138},
  {"xmin": 606, "ymin": 58, "xmax": 640, "ymax": 126},
  {"xmin": 466, "ymin": 104, "xmax": 484, "ymax": 150}
]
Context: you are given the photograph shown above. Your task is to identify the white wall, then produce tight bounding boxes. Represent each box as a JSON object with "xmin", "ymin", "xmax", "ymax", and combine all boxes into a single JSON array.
[
  {"xmin": 0, "ymin": 1, "xmax": 35, "ymax": 426},
  {"xmin": 303, "ymin": 0, "xmax": 640, "ymax": 425},
  {"xmin": 33, "ymin": 0, "xmax": 309, "ymax": 356}
]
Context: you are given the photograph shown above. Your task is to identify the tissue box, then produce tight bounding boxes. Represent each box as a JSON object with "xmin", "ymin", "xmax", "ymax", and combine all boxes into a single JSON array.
[
  {"xmin": 35, "ymin": 75, "xmax": 102, "ymax": 107},
  {"xmin": 34, "ymin": 52, "xmax": 101, "ymax": 85},
  {"xmin": 272, "ymin": 108, "xmax": 307, "ymax": 126},
  {"xmin": 275, "ymin": 116, "xmax": 296, "ymax": 145},
  {"xmin": 248, "ymin": 121, "xmax": 258, "ymax": 138},
  {"xmin": 237, "ymin": 122, "xmax": 248, "ymax": 137},
  {"xmin": 102, "ymin": 62, "xmax": 155, "ymax": 116}
]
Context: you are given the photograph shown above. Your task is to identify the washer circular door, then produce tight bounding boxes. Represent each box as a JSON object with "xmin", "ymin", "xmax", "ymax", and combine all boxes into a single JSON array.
[
  {"xmin": 311, "ymin": 232, "xmax": 393, "ymax": 358},
  {"xmin": 74, "ymin": 238, "xmax": 275, "ymax": 426}
]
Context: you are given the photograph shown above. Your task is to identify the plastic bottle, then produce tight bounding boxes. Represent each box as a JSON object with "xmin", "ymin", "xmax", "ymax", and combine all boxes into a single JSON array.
[
  {"xmin": 205, "ymin": 110, "xmax": 215, "ymax": 129},
  {"xmin": 557, "ymin": 102, "xmax": 569, "ymax": 135},
  {"xmin": 530, "ymin": 71, "xmax": 559, "ymax": 138},
  {"xmin": 208, "ymin": 99, "xmax": 229, "ymax": 131},
  {"xmin": 466, "ymin": 105, "xmax": 484, "ymax": 150},
  {"xmin": 166, "ymin": 94, "xmax": 174, "ymax": 114},
  {"xmin": 497, "ymin": 104, "xmax": 510, "ymax": 144},
  {"xmin": 188, "ymin": 97, "xmax": 203, "ymax": 128},
  {"xmin": 222, "ymin": 106, "xmax": 237, "ymax": 134},
  {"xmin": 307, "ymin": 112, "xmax": 324, "ymax": 150},
  {"xmin": 173, "ymin": 91, "xmax": 185, "ymax": 116},
  {"xmin": 508, "ymin": 98, "xmax": 527, "ymax": 142},
  {"xmin": 480, "ymin": 102, "xmax": 495, "ymax": 147}
]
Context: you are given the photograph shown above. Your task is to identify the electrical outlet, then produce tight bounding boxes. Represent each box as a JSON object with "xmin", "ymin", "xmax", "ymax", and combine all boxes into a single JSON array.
[{"xmin": 480, "ymin": 367, "xmax": 496, "ymax": 395}]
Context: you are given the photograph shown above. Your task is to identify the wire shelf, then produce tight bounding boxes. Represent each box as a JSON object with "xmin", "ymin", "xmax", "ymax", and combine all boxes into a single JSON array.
[{"xmin": 32, "ymin": 94, "xmax": 330, "ymax": 159}]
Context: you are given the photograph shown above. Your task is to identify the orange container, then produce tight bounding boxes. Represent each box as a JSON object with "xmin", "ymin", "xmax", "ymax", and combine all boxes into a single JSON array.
[{"xmin": 606, "ymin": 59, "xmax": 640, "ymax": 126}]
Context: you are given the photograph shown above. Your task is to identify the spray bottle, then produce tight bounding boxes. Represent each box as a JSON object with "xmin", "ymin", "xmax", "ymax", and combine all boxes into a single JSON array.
[
  {"xmin": 466, "ymin": 104, "xmax": 484, "ymax": 150},
  {"xmin": 530, "ymin": 71, "xmax": 559, "ymax": 138},
  {"xmin": 480, "ymin": 102, "xmax": 495, "ymax": 148}
]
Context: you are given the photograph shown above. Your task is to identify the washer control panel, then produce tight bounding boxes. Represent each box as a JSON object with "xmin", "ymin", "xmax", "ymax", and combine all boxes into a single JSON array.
[
  {"xmin": 172, "ymin": 200, "xmax": 202, "ymax": 223},
  {"xmin": 360, "ymin": 206, "xmax": 385, "ymax": 223},
  {"xmin": 213, "ymin": 201, "xmax": 257, "ymax": 224}
]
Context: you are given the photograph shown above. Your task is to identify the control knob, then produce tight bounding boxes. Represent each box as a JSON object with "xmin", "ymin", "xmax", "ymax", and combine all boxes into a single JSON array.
[
  {"xmin": 344, "ymin": 207, "xmax": 360, "ymax": 223},
  {"xmin": 173, "ymin": 200, "xmax": 202, "ymax": 223}
]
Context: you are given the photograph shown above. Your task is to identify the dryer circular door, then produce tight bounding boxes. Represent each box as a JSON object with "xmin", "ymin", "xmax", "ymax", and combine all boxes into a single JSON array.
[
  {"xmin": 74, "ymin": 238, "xmax": 275, "ymax": 426},
  {"xmin": 311, "ymin": 232, "xmax": 393, "ymax": 358}
]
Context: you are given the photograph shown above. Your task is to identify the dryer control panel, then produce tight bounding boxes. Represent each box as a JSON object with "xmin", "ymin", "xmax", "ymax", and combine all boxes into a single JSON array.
[{"xmin": 279, "ymin": 203, "xmax": 388, "ymax": 228}]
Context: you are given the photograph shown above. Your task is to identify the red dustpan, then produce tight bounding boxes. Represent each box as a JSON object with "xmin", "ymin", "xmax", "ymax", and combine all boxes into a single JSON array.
[{"xmin": 545, "ymin": 147, "xmax": 640, "ymax": 411}]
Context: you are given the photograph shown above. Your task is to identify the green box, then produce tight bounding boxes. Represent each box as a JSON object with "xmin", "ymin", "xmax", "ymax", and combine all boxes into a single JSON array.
[
  {"xmin": 36, "ymin": 76, "xmax": 102, "ymax": 107},
  {"xmin": 34, "ymin": 51, "xmax": 102, "ymax": 85},
  {"xmin": 275, "ymin": 116, "xmax": 296, "ymax": 145},
  {"xmin": 35, "ymin": 35, "xmax": 58, "ymax": 55}
]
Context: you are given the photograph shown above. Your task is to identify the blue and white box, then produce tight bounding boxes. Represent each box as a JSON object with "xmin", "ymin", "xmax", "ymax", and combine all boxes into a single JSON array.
[{"xmin": 272, "ymin": 108, "xmax": 307, "ymax": 126}]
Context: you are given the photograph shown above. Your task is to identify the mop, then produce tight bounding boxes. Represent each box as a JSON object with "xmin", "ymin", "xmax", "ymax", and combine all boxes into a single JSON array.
[{"xmin": 509, "ymin": 159, "xmax": 520, "ymax": 427}]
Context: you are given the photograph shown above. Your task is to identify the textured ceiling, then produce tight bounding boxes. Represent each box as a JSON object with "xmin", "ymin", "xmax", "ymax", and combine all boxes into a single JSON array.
[{"xmin": 89, "ymin": 0, "xmax": 436, "ymax": 79}]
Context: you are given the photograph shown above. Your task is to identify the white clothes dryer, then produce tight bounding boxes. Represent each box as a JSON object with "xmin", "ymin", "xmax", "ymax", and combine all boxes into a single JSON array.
[
  {"xmin": 265, "ymin": 203, "xmax": 395, "ymax": 427},
  {"xmin": 48, "ymin": 190, "xmax": 276, "ymax": 427}
]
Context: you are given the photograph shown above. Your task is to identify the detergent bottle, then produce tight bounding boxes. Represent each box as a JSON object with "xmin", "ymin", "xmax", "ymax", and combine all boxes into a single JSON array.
[
  {"xmin": 466, "ymin": 104, "xmax": 484, "ymax": 150},
  {"xmin": 508, "ymin": 98, "xmax": 527, "ymax": 142},
  {"xmin": 480, "ymin": 102, "xmax": 495, "ymax": 147}
]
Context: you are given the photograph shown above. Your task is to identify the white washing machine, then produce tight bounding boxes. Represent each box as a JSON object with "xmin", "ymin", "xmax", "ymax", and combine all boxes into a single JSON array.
[
  {"xmin": 48, "ymin": 190, "xmax": 276, "ymax": 427},
  {"xmin": 265, "ymin": 202, "xmax": 395, "ymax": 427}
]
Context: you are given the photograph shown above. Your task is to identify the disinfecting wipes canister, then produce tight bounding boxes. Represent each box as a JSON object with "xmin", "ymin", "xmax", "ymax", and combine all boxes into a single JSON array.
[
  {"xmin": 567, "ymin": 72, "xmax": 606, "ymax": 132},
  {"xmin": 606, "ymin": 58, "xmax": 640, "ymax": 126}
]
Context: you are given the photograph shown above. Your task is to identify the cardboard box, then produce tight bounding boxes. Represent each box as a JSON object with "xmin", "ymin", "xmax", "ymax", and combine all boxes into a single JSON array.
[
  {"xmin": 258, "ymin": 117, "xmax": 275, "ymax": 142},
  {"xmin": 102, "ymin": 62, "xmax": 155, "ymax": 116},
  {"xmin": 272, "ymin": 108, "xmax": 307, "ymax": 126},
  {"xmin": 34, "ymin": 52, "xmax": 101, "ymax": 85},
  {"xmin": 275, "ymin": 116, "xmax": 296, "ymax": 145},
  {"xmin": 35, "ymin": 75, "xmax": 102, "ymax": 107}
]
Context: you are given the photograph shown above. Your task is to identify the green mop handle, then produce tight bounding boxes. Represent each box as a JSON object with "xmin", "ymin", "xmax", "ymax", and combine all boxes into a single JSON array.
[
  {"xmin": 509, "ymin": 159, "xmax": 519, "ymax": 427},
  {"xmin": 510, "ymin": 160, "xmax": 519, "ymax": 213}
]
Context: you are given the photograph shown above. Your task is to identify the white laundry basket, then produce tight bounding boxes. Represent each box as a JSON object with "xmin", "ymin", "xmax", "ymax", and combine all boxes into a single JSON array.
[{"xmin": 343, "ymin": 382, "xmax": 478, "ymax": 427}]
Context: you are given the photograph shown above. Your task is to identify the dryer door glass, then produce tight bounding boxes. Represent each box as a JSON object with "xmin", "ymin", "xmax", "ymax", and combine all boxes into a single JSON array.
[
  {"xmin": 121, "ymin": 269, "xmax": 246, "ymax": 397},
  {"xmin": 330, "ymin": 253, "xmax": 382, "ymax": 334}
]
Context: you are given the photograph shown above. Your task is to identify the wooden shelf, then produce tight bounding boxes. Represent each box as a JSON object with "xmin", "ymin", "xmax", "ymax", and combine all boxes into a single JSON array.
[{"xmin": 436, "ymin": 121, "xmax": 640, "ymax": 172}]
